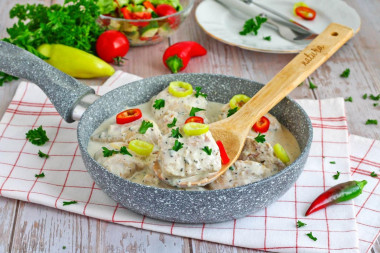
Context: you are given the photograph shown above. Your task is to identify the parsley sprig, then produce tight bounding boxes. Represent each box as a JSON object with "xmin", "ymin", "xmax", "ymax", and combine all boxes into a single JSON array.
[
  {"xmin": 366, "ymin": 119, "xmax": 378, "ymax": 125},
  {"xmin": 227, "ymin": 107, "xmax": 238, "ymax": 118},
  {"xmin": 202, "ymin": 146, "xmax": 212, "ymax": 155},
  {"xmin": 153, "ymin": 99, "xmax": 165, "ymax": 110},
  {"xmin": 102, "ymin": 146, "xmax": 132, "ymax": 157},
  {"xmin": 35, "ymin": 172, "xmax": 45, "ymax": 178},
  {"xmin": 139, "ymin": 120, "xmax": 153, "ymax": 134},
  {"xmin": 296, "ymin": 220, "xmax": 307, "ymax": 228},
  {"xmin": 306, "ymin": 232, "xmax": 317, "ymax": 241},
  {"xmin": 172, "ymin": 140, "xmax": 184, "ymax": 151},
  {"xmin": 170, "ymin": 128, "xmax": 183, "ymax": 139},
  {"xmin": 309, "ymin": 80, "xmax": 317, "ymax": 90},
  {"xmin": 63, "ymin": 200, "xmax": 77, "ymax": 206},
  {"xmin": 344, "ymin": 96, "xmax": 353, "ymax": 102},
  {"xmin": 38, "ymin": 150, "xmax": 49, "ymax": 159},
  {"xmin": 340, "ymin": 68, "xmax": 350, "ymax": 78},
  {"xmin": 119, "ymin": 146, "xmax": 132, "ymax": 156},
  {"xmin": 239, "ymin": 15, "xmax": 267, "ymax": 36},
  {"xmin": 167, "ymin": 117, "xmax": 177, "ymax": 128},
  {"xmin": 26, "ymin": 126, "xmax": 49, "ymax": 146},
  {"xmin": 254, "ymin": 133, "xmax": 266, "ymax": 143},
  {"xmin": 195, "ymin": 87, "xmax": 207, "ymax": 98},
  {"xmin": 263, "ymin": 36, "xmax": 271, "ymax": 41},
  {"xmin": 333, "ymin": 171, "xmax": 340, "ymax": 180},
  {"xmin": 370, "ymin": 171, "xmax": 378, "ymax": 177},
  {"xmin": 190, "ymin": 107, "xmax": 205, "ymax": 117}
]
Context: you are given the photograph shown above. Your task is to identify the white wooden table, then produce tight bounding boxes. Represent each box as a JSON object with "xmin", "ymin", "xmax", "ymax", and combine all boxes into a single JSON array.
[{"xmin": 0, "ymin": 0, "xmax": 379, "ymax": 252}]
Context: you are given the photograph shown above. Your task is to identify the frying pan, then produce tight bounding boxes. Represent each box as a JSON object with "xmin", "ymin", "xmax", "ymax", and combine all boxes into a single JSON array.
[{"xmin": 0, "ymin": 23, "xmax": 351, "ymax": 223}]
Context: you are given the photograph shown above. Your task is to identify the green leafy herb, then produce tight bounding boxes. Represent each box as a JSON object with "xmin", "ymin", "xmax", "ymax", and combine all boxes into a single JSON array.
[
  {"xmin": 202, "ymin": 146, "xmax": 212, "ymax": 155},
  {"xmin": 369, "ymin": 94, "xmax": 380, "ymax": 101},
  {"xmin": 229, "ymin": 166, "xmax": 234, "ymax": 171},
  {"xmin": 296, "ymin": 220, "xmax": 307, "ymax": 228},
  {"xmin": 167, "ymin": 117, "xmax": 177, "ymax": 128},
  {"xmin": 119, "ymin": 146, "xmax": 132, "ymax": 156},
  {"xmin": 306, "ymin": 232, "xmax": 317, "ymax": 241},
  {"xmin": 333, "ymin": 171, "xmax": 340, "ymax": 180},
  {"xmin": 35, "ymin": 172, "xmax": 45, "ymax": 178},
  {"xmin": 195, "ymin": 87, "xmax": 207, "ymax": 98},
  {"xmin": 363, "ymin": 94, "xmax": 368, "ymax": 99},
  {"xmin": 340, "ymin": 68, "xmax": 350, "ymax": 78},
  {"xmin": 330, "ymin": 161, "xmax": 336, "ymax": 164},
  {"xmin": 151, "ymin": 11, "xmax": 159, "ymax": 18},
  {"xmin": 153, "ymin": 99, "xmax": 165, "ymax": 110},
  {"xmin": 62, "ymin": 246, "xmax": 66, "ymax": 250},
  {"xmin": 227, "ymin": 107, "xmax": 238, "ymax": 118},
  {"xmin": 102, "ymin": 147, "xmax": 118, "ymax": 157},
  {"xmin": 63, "ymin": 200, "xmax": 77, "ymax": 206},
  {"xmin": 374, "ymin": 103, "xmax": 379, "ymax": 107},
  {"xmin": 0, "ymin": 73, "xmax": 19, "ymax": 87},
  {"xmin": 38, "ymin": 150, "xmax": 49, "ymax": 159},
  {"xmin": 172, "ymin": 140, "xmax": 184, "ymax": 151},
  {"xmin": 344, "ymin": 97, "xmax": 353, "ymax": 102},
  {"xmin": 309, "ymin": 80, "xmax": 317, "ymax": 90},
  {"xmin": 26, "ymin": 126, "xmax": 49, "ymax": 146},
  {"xmin": 366, "ymin": 119, "xmax": 378, "ymax": 125},
  {"xmin": 263, "ymin": 36, "xmax": 271, "ymax": 41},
  {"xmin": 254, "ymin": 133, "xmax": 266, "ymax": 143},
  {"xmin": 370, "ymin": 171, "xmax": 378, "ymax": 177},
  {"xmin": 189, "ymin": 107, "xmax": 205, "ymax": 117},
  {"xmin": 139, "ymin": 120, "xmax": 153, "ymax": 134},
  {"xmin": 170, "ymin": 128, "xmax": 183, "ymax": 139},
  {"xmin": 239, "ymin": 15, "xmax": 267, "ymax": 36}
]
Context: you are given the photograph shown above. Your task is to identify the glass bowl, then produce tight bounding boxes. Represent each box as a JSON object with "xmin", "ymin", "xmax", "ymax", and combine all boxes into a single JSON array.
[{"xmin": 98, "ymin": 0, "xmax": 194, "ymax": 46}]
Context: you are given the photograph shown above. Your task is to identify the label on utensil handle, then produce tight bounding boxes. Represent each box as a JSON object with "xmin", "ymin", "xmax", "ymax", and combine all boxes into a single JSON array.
[{"xmin": 302, "ymin": 45, "xmax": 325, "ymax": 66}]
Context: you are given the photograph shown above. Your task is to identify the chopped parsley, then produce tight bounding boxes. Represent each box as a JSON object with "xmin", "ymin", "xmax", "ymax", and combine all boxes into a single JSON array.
[
  {"xmin": 202, "ymin": 146, "xmax": 212, "ymax": 155},
  {"xmin": 370, "ymin": 171, "xmax": 378, "ymax": 177},
  {"xmin": 170, "ymin": 128, "xmax": 183, "ymax": 139},
  {"xmin": 62, "ymin": 246, "xmax": 66, "ymax": 250},
  {"xmin": 229, "ymin": 166, "xmax": 234, "ymax": 171},
  {"xmin": 374, "ymin": 103, "xmax": 378, "ymax": 107},
  {"xmin": 35, "ymin": 172, "xmax": 45, "ymax": 178},
  {"xmin": 330, "ymin": 161, "xmax": 336, "ymax": 164},
  {"xmin": 309, "ymin": 80, "xmax": 317, "ymax": 90},
  {"xmin": 344, "ymin": 96, "xmax": 353, "ymax": 102},
  {"xmin": 102, "ymin": 147, "xmax": 118, "ymax": 157},
  {"xmin": 189, "ymin": 107, "xmax": 205, "ymax": 117},
  {"xmin": 369, "ymin": 94, "xmax": 380, "ymax": 101},
  {"xmin": 340, "ymin": 68, "xmax": 350, "ymax": 78},
  {"xmin": 172, "ymin": 140, "xmax": 184, "ymax": 151},
  {"xmin": 366, "ymin": 119, "xmax": 378, "ymax": 125},
  {"xmin": 63, "ymin": 200, "xmax": 77, "ymax": 206},
  {"xmin": 167, "ymin": 117, "xmax": 177, "ymax": 128},
  {"xmin": 263, "ymin": 36, "xmax": 271, "ymax": 41},
  {"xmin": 38, "ymin": 150, "xmax": 49, "ymax": 159},
  {"xmin": 363, "ymin": 94, "xmax": 368, "ymax": 99},
  {"xmin": 227, "ymin": 107, "xmax": 238, "ymax": 117},
  {"xmin": 254, "ymin": 133, "xmax": 266, "ymax": 143},
  {"xmin": 306, "ymin": 232, "xmax": 317, "ymax": 241},
  {"xmin": 153, "ymin": 99, "xmax": 165, "ymax": 110},
  {"xmin": 296, "ymin": 220, "xmax": 307, "ymax": 228},
  {"xmin": 195, "ymin": 87, "xmax": 207, "ymax": 98},
  {"xmin": 25, "ymin": 126, "xmax": 49, "ymax": 146},
  {"xmin": 139, "ymin": 120, "xmax": 153, "ymax": 134},
  {"xmin": 239, "ymin": 15, "xmax": 267, "ymax": 36},
  {"xmin": 333, "ymin": 171, "xmax": 340, "ymax": 180},
  {"xmin": 119, "ymin": 146, "xmax": 132, "ymax": 156}
]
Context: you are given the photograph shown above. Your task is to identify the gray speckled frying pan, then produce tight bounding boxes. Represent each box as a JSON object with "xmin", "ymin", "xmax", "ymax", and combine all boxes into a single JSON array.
[{"xmin": 0, "ymin": 41, "xmax": 312, "ymax": 223}]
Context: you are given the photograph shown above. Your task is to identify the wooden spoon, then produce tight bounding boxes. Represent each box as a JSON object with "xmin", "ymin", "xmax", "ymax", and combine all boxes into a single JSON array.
[{"xmin": 154, "ymin": 23, "xmax": 354, "ymax": 188}]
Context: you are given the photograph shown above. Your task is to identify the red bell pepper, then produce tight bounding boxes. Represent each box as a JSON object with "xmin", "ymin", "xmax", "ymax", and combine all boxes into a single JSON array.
[
  {"xmin": 185, "ymin": 116, "xmax": 204, "ymax": 124},
  {"xmin": 163, "ymin": 41, "xmax": 207, "ymax": 73},
  {"xmin": 116, "ymin": 109, "xmax": 142, "ymax": 124},
  {"xmin": 216, "ymin": 140, "xmax": 230, "ymax": 165},
  {"xmin": 143, "ymin": 1, "xmax": 156, "ymax": 12},
  {"xmin": 252, "ymin": 116, "xmax": 270, "ymax": 133},
  {"xmin": 295, "ymin": 6, "xmax": 316, "ymax": 20}
]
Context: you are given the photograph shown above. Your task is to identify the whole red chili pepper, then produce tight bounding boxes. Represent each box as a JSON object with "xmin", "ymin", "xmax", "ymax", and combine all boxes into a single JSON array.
[
  {"xmin": 163, "ymin": 41, "xmax": 207, "ymax": 73},
  {"xmin": 305, "ymin": 180, "xmax": 367, "ymax": 216}
]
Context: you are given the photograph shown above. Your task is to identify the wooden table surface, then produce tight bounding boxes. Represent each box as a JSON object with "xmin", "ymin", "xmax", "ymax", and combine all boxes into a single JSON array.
[{"xmin": 0, "ymin": 0, "xmax": 379, "ymax": 252}]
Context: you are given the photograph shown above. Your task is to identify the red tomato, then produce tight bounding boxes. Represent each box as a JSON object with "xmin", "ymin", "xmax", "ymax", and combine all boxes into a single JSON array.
[
  {"xmin": 96, "ymin": 30, "xmax": 129, "ymax": 64},
  {"xmin": 295, "ymin": 6, "xmax": 316, "ymax": 20},
  {"xmin": 116, "ymin": 109, "xmax": 142, "ymax": 124},
  {"xmin": 185, "ymin": 116, "xmax": 204, "ymax": 124},
  {"xmin": 130, "ymin": 12, "xmax": 151, "ymax": 27},
  {"xmin": 252, "ymin": 116, "xmax": 270, "ymax": 133},
  {"xmin": 156, "ymin": 4, "xmax": 177, "ymax": 16}
]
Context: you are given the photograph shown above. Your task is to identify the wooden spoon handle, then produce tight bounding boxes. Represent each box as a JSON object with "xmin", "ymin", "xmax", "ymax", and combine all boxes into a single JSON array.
[{"xmin": 233, "ymin": 23, "xmax": 354, "ymax": 132}]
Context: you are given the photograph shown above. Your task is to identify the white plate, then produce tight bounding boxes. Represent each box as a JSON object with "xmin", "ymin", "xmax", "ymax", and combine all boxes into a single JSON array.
[{"xmin": 195, "ymin": 0, "xmax": 361, "ymax": 53}]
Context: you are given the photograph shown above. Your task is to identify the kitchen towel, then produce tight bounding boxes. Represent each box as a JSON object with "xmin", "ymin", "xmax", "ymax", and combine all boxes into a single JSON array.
[{"xmin": 0, "ymin": 71, "xmax": 378, "ymax": 253}]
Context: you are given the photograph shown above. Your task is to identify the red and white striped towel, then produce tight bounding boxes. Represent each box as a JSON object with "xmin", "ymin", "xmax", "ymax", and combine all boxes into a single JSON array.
[{"xmin": 0, "ymin": 71, "xmax": 378, "ymax": 252}]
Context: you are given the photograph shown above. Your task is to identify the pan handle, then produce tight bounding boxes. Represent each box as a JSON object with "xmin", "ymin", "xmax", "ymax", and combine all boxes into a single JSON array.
[{"xmin": 0, "ymin": 41, "xmax": 97, "ymax": 123}]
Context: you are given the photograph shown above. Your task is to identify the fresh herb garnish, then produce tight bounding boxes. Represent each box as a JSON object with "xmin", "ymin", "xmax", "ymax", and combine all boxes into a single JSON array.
[
  {"xmin": 374, "ymin": 103, "xmax": 379, "ymax": 107},
  {"xmin": 172, "ymin": 140, "xmax": 184, "ymax": 151},
  {"xmin": 62, "ymin": 246, "xmax": 66, "ymax": 250},
  {"xmin": 340, "ymin": 68, "xmax": 350, "ymax": 78},
  {"xmin": 306, "ymin": 232, "xmax": 317, "ymax": 241},
  {"xmin": 167, "ymin": 117, "xmax": 177, "ymax": 128},
  {"xmin": 153, "ymin": 99, "xmax": 165, "ymax": 110},
  {"xmin": 369, "ymin": 94, "xmax": 380, "ymax": 101},
  {"xmin": 227, "ymin": 107, "xmax": 238, "ymax": 117},
  {"xmin": 38, "ymin": 150, "xmax": 49, "ymax": 159},
  {"xmin": 370, "ymin": 171, "xmax": 378, "ymax": 177},
  {"xmin": 195, "ymin": 87, "xmax": 207, "ymax": 98},
  {"xmin": 202, "ymin": 146, "xmax": 212, "ymax": 155},
  {"xmin": 63, "ymin": 200, "xmax": 77, "ymax": 206},
  {"xmin": 263, "ymin": 36, "xmax": 271, "ymax": 41},
  {"xmin": 344, "ymin": 97, "xmax": 353, "ymax": 102},
  {"xmin": 102, "ymin": 147, "xmax": 118, "ymax": 157},
  {"xmin": 239, "ymin": 15, "xmax": 267, "ymax": 36},
  {"xmin": 254, "ymin": 133, "xmax": 266, "ymax": 143},
  {"xmin": 0, "ymin": 73, "xmax": 19, "ymax": 87},
  {"xmin": 296, "ymin": 220, "xmax": 307, "ymax": 228},
  {"xmin": 26, "ymin": 126, "xmax": 49, "ymax": 146},
  {"xmin": 35, "ymin": 172, "xmax": 45, "ymax": 178},
  {"xmin": 170, "ymin": 128, "xmax": 183, "ymax": 139},
  {"xmin": 229, "ymin": 166, "xmax": 234, "ymax": 171},
  {"xmin": 189, "ymin": 107, "xmax": 205, "ymax": 117},
  {"xmin": 366, "ymin": 119, "xmax": 378, "ymax": 125},
  {"xmin": 330, "ymin": 161, "xmax": 336, "ymax": 164},
  {"xmin": 333, "ymin": 171, "xmax": 340, "ymax": 180},
  {"xmin": 151, "ymin": 11, "xmax": 159, "ymax": 18},
  {"xmin": 363, "ymin": 94, "xmax": 368, "ymax": 99},
  {"xmin": 119, "ymin": 146, "xmax": 132, "ymax": 156},
  {"xmin": 309, "ymin": 80, "xmax": 317, "ymax": 90},
  {"xmin": 139, "ymin": 120, "xmax": 153, "ymax": 134}
]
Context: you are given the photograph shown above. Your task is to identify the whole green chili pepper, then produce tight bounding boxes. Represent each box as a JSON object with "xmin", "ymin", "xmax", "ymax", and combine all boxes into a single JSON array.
[{"xmin": 305, "ymin": 180, "xmax": 367, "ymax": 216}]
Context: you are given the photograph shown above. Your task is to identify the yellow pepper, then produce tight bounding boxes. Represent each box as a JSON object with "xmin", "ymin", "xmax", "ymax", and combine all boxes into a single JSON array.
[
  {"xmin": 183, "ymin": 122, "xmax": 209, "ymax": 136},
  {"xmin": 273, "ymin": 143, "xmax": 290, "ymax": 164},
  {"xmin": 37, "ymin": 44, "xmax": 115, "ymax": 78},
  {"xmin": 128, "ymin": 140, "xmax": 154, "ymax": 156},
  {"xmin": 168, "ymin": 81, "xmax": 193, "ymax": 97},
  {"xmin": 293, "ymin": 2, "xmax": 308, "ymax": 15},
  {"xmin": 229, "ymin": 94, "xmax": 251, "ymax": 109}
]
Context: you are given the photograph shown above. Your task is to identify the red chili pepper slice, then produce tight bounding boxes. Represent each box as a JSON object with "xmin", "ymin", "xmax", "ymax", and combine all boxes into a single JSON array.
[
  {"xmin": 305, "ymin": 180, "xmax": 367, "ymax": 216},
  {"xmin": 295, "ymin": 6, "xmax": 316, "ymax": 20},
  {"xmin": 216, "ymin": 140, "xmax": 230, "ymax": 165},
  {"xmin": 163, "ymin": 41, "xmax": 207, "ymax": 73},
  {"xmin": 185, "ymin": 116, "xmax": 204, "ymax": 124},
  {"xmin": 120, "ymin": 7, "xmax": 132, "ymax": 19},
  {"xmin": 252, "ymin": 116, "xmax": 270, "ymax": 133},
  {"xmin": 116, "ymin": 109, "xmax": 142, "ymax": 124}
]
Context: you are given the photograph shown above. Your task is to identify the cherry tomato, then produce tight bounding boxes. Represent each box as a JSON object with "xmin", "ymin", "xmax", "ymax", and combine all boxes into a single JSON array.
[
  {"xmin": 96, "ymin": 30, "xmax": 129, "ymax": 64},
  {"xmin": 252, "ymin": 116, "xmax": 270, "ymax": 133},
  {"xmin": 116, "ymin": 109, "xmax": 142, "ymax": 124},
  {"xmin": 156, "ymin": 4, "xmax": 178, "ymax": 26},
  {"xmin": 185, "ymin": 116, "xmax": 204, "ymax": 124},
  {"xmin": 295, "ymin": 6, "xmax": 316, "ymax": 20}
]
